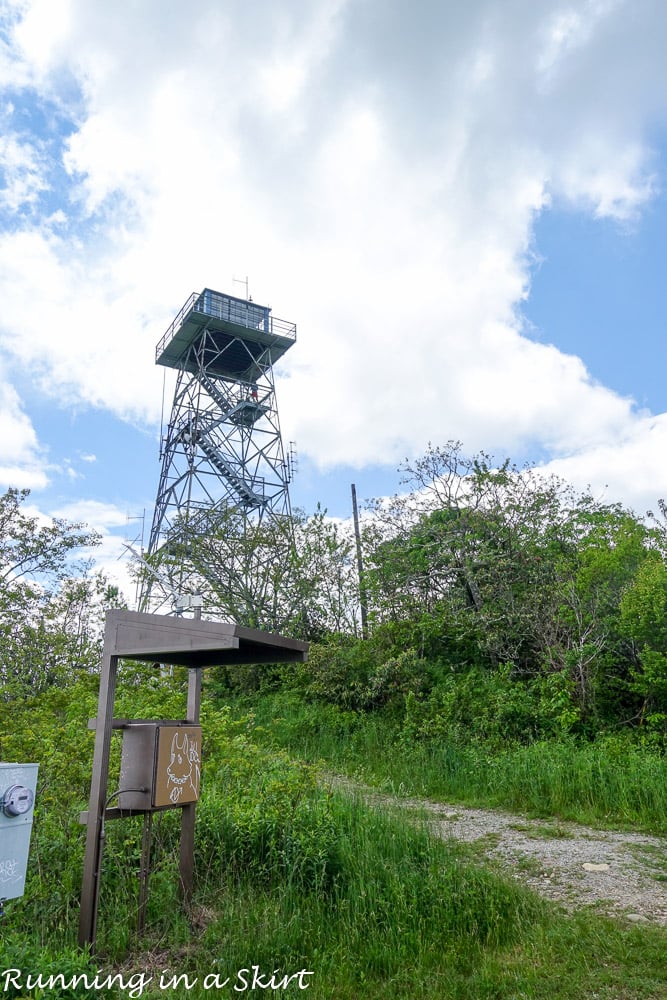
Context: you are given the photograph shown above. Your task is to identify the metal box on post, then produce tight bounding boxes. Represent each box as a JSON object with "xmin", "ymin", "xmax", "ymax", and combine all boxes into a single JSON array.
[
  {"xmin": 119, "ymin": 723, "xmax": 201, "ymax": 810},
  {"xmin": 0, "ymin": 762, "xmax": 38, "ymax": 901}
]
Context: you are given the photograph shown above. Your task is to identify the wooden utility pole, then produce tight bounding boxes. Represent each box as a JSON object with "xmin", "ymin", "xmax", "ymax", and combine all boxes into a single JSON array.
[{"xmin": 351, "ymin": 484, "xmax": 368, "ymax": 639}]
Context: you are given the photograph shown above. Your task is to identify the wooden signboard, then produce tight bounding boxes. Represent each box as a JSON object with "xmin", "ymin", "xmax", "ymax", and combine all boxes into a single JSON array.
[{"xmin": 155, "ymin": 725, "xmax": 201, "ymax": 807}]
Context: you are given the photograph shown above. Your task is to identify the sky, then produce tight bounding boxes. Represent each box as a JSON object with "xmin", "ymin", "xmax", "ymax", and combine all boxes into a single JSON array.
[{"xmin": 1, "ymin": 0, "xmax": 667, "ymax": 599}]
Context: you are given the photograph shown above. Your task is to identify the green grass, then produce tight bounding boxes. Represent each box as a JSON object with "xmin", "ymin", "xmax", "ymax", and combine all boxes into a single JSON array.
[
  {"xmin": 243, "ymin": 691, "xmax": 667, "ymax": 835},
  {"xmin": 1, "ymin": 781, "xmax": 549, "ymax": 998},
  {"xmin": 3, "ymin": 679, "xmax": 667, "ymax": 998},
  {"xmin": 508, "ymin": 822, "xmax": 574, "ymax": 839},
  {"xmin": 169, "ymin": 791, "xmax": 547, "ymax": 999},
  {"xmin": 626, "ymin": 841, "xmax": 667, "ymax": 883}
]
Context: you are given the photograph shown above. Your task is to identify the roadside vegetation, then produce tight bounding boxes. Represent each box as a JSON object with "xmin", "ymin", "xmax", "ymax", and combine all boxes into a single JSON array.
[
  {"xmin": 2, "ymin": 674, "xmax": 667, "ymax": 999},
  {"xmin": 2, "ymin": 438, "xmax": 667, "ymax": 997},
  {"xmin": 215, "ymin": 441, "xmax": 667, "ymax": 833},
  {"xmin": 237, "ymin": 689, "xmax": 667, "ymax": 834}
]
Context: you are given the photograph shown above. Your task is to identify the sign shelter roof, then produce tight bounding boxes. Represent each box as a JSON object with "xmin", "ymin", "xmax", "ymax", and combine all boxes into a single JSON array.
[{"xmin": 105, "ymin": 609, "xmax": 309, "ymax": 667}]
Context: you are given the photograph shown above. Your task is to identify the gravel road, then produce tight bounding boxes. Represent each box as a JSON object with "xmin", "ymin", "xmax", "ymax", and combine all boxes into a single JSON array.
[{"xmin": 325, "ymin": 775, "xmax": 667, "ymax": 925}]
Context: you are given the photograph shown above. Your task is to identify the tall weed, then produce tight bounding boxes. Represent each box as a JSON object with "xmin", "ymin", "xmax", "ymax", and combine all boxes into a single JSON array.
[{"xmin": 246, "ymin": 691, "xmax": 667, "ymax": 833}]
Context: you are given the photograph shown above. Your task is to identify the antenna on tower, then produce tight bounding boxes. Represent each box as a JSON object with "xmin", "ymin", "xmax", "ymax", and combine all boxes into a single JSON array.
[
  {"xmin": 125, "ymin": 511, "xmax": 147, "ymax": 609},
  {"xmin": 285, "ymin": 441, "xmax": 298, "ymax": 483},
  {"xmin": 123, "ymin": 543, "xmax": 202, "ymax": 616},
  {"xmin": 125, "ymin": 510, "xmax": 146, "ymax": 553},
  {"xmin": 232, "ymin": 274, "xmax": 249, "ymax": 300}
]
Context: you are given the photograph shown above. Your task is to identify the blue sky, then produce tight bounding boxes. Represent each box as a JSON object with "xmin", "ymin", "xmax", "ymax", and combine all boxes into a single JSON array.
[
  {"xmin": 1, "ymin": 0, "xmax": 667, "ymax": 597},
  {"xmin": 525, "ymin": 188, "xmax": 667, "ymax": 415}
]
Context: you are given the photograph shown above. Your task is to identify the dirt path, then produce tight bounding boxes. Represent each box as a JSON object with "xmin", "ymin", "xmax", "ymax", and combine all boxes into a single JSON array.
[{"xmin": 324, "ymin": 775, "xmax": 667, "ymax": 925}]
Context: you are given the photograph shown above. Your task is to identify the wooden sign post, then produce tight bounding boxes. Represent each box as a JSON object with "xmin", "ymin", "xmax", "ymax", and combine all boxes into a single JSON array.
[{"xmin": 78, "ymin": 610, "xmax": 308, "ymax": 951}]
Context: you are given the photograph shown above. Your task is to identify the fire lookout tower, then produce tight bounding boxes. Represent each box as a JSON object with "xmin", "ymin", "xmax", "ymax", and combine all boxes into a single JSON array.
[{"xmin": 142, "ymin": 289, "xmax": 297, "ymax": 621}]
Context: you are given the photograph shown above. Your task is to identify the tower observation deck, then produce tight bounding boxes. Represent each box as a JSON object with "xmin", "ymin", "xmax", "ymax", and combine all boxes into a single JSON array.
[
  {"xmin": 142, "ymin": 288, "xmax": 298, "ymax": 625},
  {"xmin": 155, "ymin": 289, "xmax": 296, "ymax": 379}
]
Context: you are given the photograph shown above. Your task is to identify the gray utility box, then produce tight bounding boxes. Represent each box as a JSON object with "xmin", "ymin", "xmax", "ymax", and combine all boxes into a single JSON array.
[{"xmin": 0, "ymin": 762, "xmax": 38, "ymax": 901}]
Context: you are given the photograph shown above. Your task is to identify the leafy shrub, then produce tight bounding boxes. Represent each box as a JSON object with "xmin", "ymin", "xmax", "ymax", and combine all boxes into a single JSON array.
[
  {"xmin": 401, "ymin": 664, "xmax": 545, "ymax": 747},
  {"xmin": 301, "ymin": 641, "xmax": 427, "ymax": 711}
]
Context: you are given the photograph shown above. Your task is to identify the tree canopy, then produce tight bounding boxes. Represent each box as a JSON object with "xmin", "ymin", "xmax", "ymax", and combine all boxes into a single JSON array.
[
  {"xmin": 4, "ymin": 441, "xmax": 667, "ymax": 740},
  {"xmin": 0, "ymin": 488, "xmax": 121, "ymax": 699}
]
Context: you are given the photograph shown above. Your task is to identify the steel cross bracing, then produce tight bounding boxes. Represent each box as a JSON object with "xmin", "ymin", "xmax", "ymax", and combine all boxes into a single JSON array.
[{"xmin": 141, "ymin": 293, "xmax": 296, "ymax": 626}]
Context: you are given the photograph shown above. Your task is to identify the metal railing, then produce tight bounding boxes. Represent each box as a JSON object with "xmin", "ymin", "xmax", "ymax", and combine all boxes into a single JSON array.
[{"xmin": 155, "ymin": 290, "xmax": 296, "ymax": 362}]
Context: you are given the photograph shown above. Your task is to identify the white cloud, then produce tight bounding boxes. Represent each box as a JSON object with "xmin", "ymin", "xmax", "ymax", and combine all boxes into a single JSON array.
[
  {"xmin": 0, "ymin": 0, "xmax": 666, "ymax": 517},
  {"xmin": 539, "ymin": 412, "xmax": 667, "ymax": 514},
  {"xmin": 51, "ymin": 497, "xmax": 138, "ymax": 600},
  {"xmin": 0, "ymin": 131, "xmax": 49, "ymax": 211},
  {"xmin": 555, "ymin": 138, "xmax": 656, "ymax": 220},
  {"xmin": 10, "ymin": 0, "xmax": 74, "ymax": 78},
  {"xmin": 52, "ymin": 497, "xmax": 127, "ymax": 528},
  {"xmin": 0, "ymin": 228, "xmax": 163, "ymax": 423},
  {"xmin": 0, "ymin": 373, "xmax": 47, "ymax": 488}
]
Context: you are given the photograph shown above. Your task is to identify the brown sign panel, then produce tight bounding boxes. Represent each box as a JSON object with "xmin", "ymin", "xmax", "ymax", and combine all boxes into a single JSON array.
[{"xmin": 154, "ymin": 725, "xmax": 201, "ymax": 807}]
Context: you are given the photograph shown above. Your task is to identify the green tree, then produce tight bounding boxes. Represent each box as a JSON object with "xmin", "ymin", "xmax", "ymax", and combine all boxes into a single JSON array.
[
  {"xmin": 152, "ymin": 504, "xmax": 361, "ymax": 639},
  {"xmin": 0, "ymin": 487, "xmax": 119, "ymax": 699},
  {"xmin": 292, "ymin": 505, "xmax": 361, "ymax": 638},
  {"xmin": 168, "ymin": 505, "xmax": 300, "ymax": 631},
  {"xmin": 362, "ymin": 442, "xmax": 659, "ymax": 731},
  {"xmin": 364, "ymin": 442, "xmax": 580, "ymax": 668},
  {"xmin": 549, "ymin": 503, "xmax": 651, "ymax": 721},
  {"xmin": 619, "ymin": 554, "xmax": 667, "ymax": 732}
]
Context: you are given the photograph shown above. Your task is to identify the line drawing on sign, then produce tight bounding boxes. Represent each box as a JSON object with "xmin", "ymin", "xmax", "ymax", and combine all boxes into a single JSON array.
[{"xmin": 166, "ymin": 730, "xmax": 201, "ymax": 803}]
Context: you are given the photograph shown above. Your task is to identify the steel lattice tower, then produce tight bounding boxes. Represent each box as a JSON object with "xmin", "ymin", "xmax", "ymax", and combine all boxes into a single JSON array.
[{"xmin": 141, "ymin": 288, "xmax": 297, "ymax": 624}]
